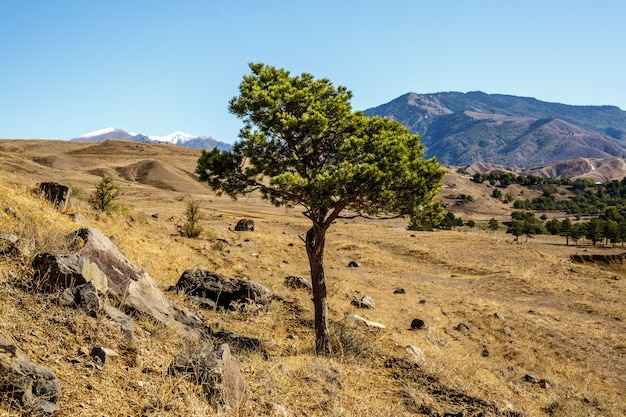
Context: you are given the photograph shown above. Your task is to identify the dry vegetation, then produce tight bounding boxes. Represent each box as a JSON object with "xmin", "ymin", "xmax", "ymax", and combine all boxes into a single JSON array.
[{"xmin": 0, "ymin": 139, "xmax": 625, "ymax": 416}]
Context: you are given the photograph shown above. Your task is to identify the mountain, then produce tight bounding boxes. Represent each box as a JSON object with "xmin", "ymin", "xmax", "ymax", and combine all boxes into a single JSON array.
[
  {"xmin": 364, "ymin": 92, "xmax": 626, "ymax": 168},
  {"xmin": 71, "ymin": 127, "xmax": 231, "ymax": 151}
]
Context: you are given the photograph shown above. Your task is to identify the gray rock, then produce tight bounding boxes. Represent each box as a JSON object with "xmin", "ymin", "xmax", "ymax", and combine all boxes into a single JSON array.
[
  {"xmin": 102, "ymin": 305, "xmax": 135, "ymax": 342},
  {"xmin": 351, "ymin": 295, "xmax": 375, "ymax": 309},
  {"xmin": 75, "ymin": 282, "xmax": 101, "ymax": 317},
  {"xmin": 31, "ymin": 253, "xmax": 109, "ymax": 295},
  {"xmin": 169, "ymin": 343, "xmax": 248, "ymax": 408},
  {"xmin": 234, "ymin": 219, "xmax": 255, "ymax": 231},
  {"xmin": 90, "ymin": 346, "xmax": 119, "ymax": 366},
  {"xmin": 0, "ymin": 335, "xmax": 61, "ymax": 415},
  {"xmin": 455, "ymin": 322, "xmax": 471, "ymax": 331},
  {"xmin": 411, "ymin": 318, "xmax": 426, "ymax": 330},
  {"xmin": 284, "ymin": 275, "xmax": 312, "ymax": 291},
  {"xmin": 347, "ymin": 260, "xmax": 360, "ymax": 267},
  {"xmin": 177, "ymin": 269, "xmax": 272, "ymax": 312},
  {"xmin": 344, "ymin": 314, "xmax": 385, "ymax": 329}
]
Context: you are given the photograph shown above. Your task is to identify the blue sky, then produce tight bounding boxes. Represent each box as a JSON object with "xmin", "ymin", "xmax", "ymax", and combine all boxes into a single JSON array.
[{"xmin": 1, "ymin": 1, "xmax": 625, "ymax": 143}]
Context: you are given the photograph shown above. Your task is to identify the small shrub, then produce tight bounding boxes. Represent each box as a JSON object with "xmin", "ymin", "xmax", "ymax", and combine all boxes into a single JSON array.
[
  {"xmin": 181, "ymin": 200, "xmax": 203, "ymax": 238},
  {"xmin": 90, "ymin": 175, "xmax": 124, "ymax": 212}
]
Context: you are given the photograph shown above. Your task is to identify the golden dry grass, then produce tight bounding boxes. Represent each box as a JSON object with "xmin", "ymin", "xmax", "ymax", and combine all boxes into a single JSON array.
[{"xmin": 1, "ymin": 139, "xmax": 625, "ymax": 416}]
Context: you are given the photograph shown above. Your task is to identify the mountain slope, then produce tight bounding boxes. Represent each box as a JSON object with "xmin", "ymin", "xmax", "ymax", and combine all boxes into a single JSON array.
[{"xmin": 364, "ymin": 92, "xmax": 626, "ymax": 167}]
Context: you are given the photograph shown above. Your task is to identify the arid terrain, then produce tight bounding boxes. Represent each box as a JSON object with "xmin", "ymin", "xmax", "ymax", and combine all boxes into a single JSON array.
[{"xmin": 0, "ymin": 139, "xmax": 625, "ymax": 416}]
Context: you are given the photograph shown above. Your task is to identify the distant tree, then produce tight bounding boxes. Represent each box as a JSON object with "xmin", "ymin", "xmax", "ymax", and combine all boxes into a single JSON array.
[
  {"xmin": 466, "ymin": 219, "xmax": 476, "ymax": 228},
  {"xmin": 585, "ymin": 218, "xmax": 603, "ymax": 247},
  {"xmin": 472, "ymin": 173, "xmax": 484, "ymax": 183},
  {"xmin": 507, "ymin": 211, "xmax": 545, "ymax": 242},
  {"xmin": 196, "ymin": 63, "xmax": 445, "ymax": 355},
  {"xmin": 545, "ymin": 218, "xmax": 561, "ymax": 235},
  {"xmin": 438, "ymin": 211, "xmax": 463, "ymax": 229},
  {"xmin": 488, "ymin": 218, "xmax": 499, "ymax": 233},
  {"xmin": 90, "ymin": 175, "xmax": 123, "ymax": 211},
  {"xmin": 560, "ymin": 218, "xmax": 573, "ymax": 245},
  {"xmin": 492, "ymin": 189, "xmax": 502, "ymax": 199}
]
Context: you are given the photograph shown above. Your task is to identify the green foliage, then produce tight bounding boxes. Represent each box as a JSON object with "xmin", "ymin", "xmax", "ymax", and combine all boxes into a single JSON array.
[
  {"xmin": 181, "ymin": 200, "xmax": 203, "ymax": 238},
  {"xmin": 437, "ymin": 211, "xmax": 464, "ymax": 230},
  {"xmin": 488, "ymin": 218, "xmax": 499, "ymax": 232},
  {"xmin": 492, "ymin": 189, "xmax": 502, "ymax": 199},
  {"xmin": 507, "ymin": 211, "xmax": 545, "ymax": 241},
  {"xmin": 90, "ymin": 175, "xmax": 124, "ymax": 212}
]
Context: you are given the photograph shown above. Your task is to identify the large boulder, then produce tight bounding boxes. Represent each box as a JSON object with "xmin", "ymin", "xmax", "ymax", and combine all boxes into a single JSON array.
[
  {"xmin": 31, "ymin": 253, "xmax": 109, "ymax": 294},
  {"xmin": 177, "ymin": 269, "xmax": 272, "ymax": 312},
  {"xmin": 72, "ymin": 228, "xmax": 207, "ymax": 340},
  {"xmin": 234, "ymin": 219, "xmax": 254, "ymax": 231},
  {"xmin": 0, "ymin": 335, "xmax": 61, "ymax": 415},
  {"xmin": 168, "ymin": 343, "xmax": 248, "ymax": 408}
]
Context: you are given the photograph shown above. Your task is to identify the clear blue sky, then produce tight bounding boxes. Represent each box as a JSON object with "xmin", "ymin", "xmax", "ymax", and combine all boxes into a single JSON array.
[{"xmin": 1, "ymin": 1, "xmax": 625, "ymax": 143}]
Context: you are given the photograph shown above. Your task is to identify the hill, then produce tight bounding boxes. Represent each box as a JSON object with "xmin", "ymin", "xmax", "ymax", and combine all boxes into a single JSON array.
[
  {"xmin": 1, "ymin": 139, "xmax": 625, "ymax": 416},
  {"xmin": 364, "ymin": 92, "xmax": 626, "ymax": 168}
]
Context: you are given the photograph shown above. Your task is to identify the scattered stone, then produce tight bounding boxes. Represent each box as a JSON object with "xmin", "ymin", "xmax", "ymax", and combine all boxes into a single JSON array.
[
  {"xmin": 455, "ymin": 322, "xmax": 471, "ymax": 331},
  {"xmin": 272, "ymin": 403, "xmax": 288, "ymax": 417},
  {"xmin": 185, "ymin": 295, "xmax": 217, "ymax": 310},
  {"xmin": 524, "ymin": 374, "xmax": 537, "ymax": 384},
  {"xmin": 404, "ymin": 345, "xmax": 426, "ymax": 364},
  {"xmin": 75, "ymin": 281, "xmax": 101, "ymax": 318},
  {"xmin": 213, "ymin": 331, "xmax": 262, "ymax": 351},
  {"xmin": 611, "ymin": 275, "xmax": 620, "ymax": 281},
  {"xmin": 102, "ymin": 305, "xmax": 135, "ymax": 342},
  {"xmin": 151, "ymin": 213, "xmax": 159, "ymax": 219},
  {"xmin": 410, "ymin": 318, "xmax": 426, "ymax": 330},
  {"xmin": 482, "ymin": 349, "xmax": 490, "ymax": 357},
  {"xmin": 234, "ymin": 219, "xmax": 255, "ymax": 231},
  {"xmin": 177, "ymin": 269, "xmax": 272, "ymax": 312},
  {"xmin": 347, "ymin": 260, "xmax": 360, "ymax": 267},
  {"xmin": 168, "ymin": 343, "xmax": 248, "ymax": 408},
  {"xmin": 351, "ymin": 295, "xmax": 375, "ymax": 309},
  {"xmin": 0, "ymin": 233, "xmax": 20, "ymax": 256},
  {"xmin": 503, "ymin": 326, "xmax": 512, "ymax": 335},
  {"xmin": 310, "ymin": 365, "xmax": 343, "ymax": 390},
  {"xmin": 418, "ymin": 299, "xmax": 427, "ymax": 304},
  {"xmin": 58, "ymin": 288, "xmax": 76, "ymax": 308},
  {"xmin": 0, "ymin": 335, "xmax": 61, "ymax": 415},
  {"xmin": 539, "ymin": 379, "xmax": 550, "ymax": 389},
  {"xmin": 450, "ymin": 274, "xmax": 459, "ymax": 278},
  {"xmin": 67, "ymin": 213, "xmax": 88, "ymax": 224},
  {"xmin": 90, "ymin": 346, "xmax": 119, "ymax": 365},
  {"xmin": 344, "ymin": 314, "xmax": 385, "ymax": 329},
  {"xmin": 39, "ymin": 182, "xmax": 71, "ymax": 212},
  {"xmin": 216, "ymin": 236, "xmax": 230, "ymax": 245},
  {"xmin": 494, "ymin": 312, "xmax": 505, "ymax": 320},
  {"xmin": 444, "ymin": 408, "xmax": 465, "ymax": 417},
  {"xmin": 284, "ymin": 275, "xmax": 312, "ymax": 291},
  {"xmin": 393, "ymin": 288, "xmax": 406, "ymax": 294}
]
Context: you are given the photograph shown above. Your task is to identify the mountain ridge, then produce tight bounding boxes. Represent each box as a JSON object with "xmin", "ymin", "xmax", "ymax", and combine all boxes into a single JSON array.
[{"xmin": 364, "ymin": 91, "xmax": 626, "ymax": 168}]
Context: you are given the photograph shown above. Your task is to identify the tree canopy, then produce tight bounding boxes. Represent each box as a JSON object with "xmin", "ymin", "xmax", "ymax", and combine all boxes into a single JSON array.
[{"xmin": 196, "ymin": 63, "xmax": 444, "ymax": 354}]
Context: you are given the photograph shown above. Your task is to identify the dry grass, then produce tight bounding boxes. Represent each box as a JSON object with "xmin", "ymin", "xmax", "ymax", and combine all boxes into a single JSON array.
[{"xmin": 1, "ymin": 140, "xmax": 625, "ymax": 416}]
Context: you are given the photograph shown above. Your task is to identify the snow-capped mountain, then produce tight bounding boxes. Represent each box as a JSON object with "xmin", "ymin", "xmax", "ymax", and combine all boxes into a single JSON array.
[{"xmin": 70, "ymin": 128, "xmax": 231, "ymax": 151}]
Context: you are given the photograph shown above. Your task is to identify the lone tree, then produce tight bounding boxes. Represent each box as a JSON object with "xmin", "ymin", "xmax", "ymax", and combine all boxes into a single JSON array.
[
  {"xmin": 196, "ymin": 63, "xmax": 444, "ymax": 355},
  {"xmin": 90, "ymin": 175, "xmax": 123, "ymax": 211}
]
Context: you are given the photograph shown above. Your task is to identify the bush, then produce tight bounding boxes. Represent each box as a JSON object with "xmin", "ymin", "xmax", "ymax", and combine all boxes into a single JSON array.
[
  {"xmin": 90, "ymin": 175, "xmax": 124, "ymax": 212},
  {"xmin": 181, "ymin": 200, "xmax": 203, "ymax": 238}
]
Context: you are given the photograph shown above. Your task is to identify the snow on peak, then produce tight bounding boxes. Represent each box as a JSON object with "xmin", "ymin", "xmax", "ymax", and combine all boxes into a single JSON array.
[{"xmin": 148, "ymin": 131, "xmax": 205, "ymax": 144}]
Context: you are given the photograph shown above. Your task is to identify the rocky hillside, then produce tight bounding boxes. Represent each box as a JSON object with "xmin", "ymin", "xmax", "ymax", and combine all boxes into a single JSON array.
[
  {"xmin": 365, "ymin": 92, "xmax": 626, "ymax": 168},
  {"xmin": 1, "ymin": 139, "xmax": 625, "ymax": 416}
]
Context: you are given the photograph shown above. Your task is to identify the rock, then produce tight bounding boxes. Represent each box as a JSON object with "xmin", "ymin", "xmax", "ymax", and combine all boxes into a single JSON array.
[
  {"xmin": 524, "ymin": 374, "xmax": 537, "ymax": 384},
  {"xmin": 393, "ymin": 288, "xmax": 406, "ymax": 294},
  {"xmin": 351, "ymin": 295, "xmax": 375, "ymax": 309},
  {"xmin": 284, "ymin": 275, "xmax": 312, "ymax": 291},
  {"xmin": 404, "ymin": 345, "xmax": 426, "ymax": 364},
  {"xmin": 0, "ymin": 335, "xmax": 61, "ymax": 415},
  {"xmin": 213, "ymin": 331, "xmax": 262, "ymax": 350},
  {"xmin": 0, "ymin": 233, "xmax": 20, "ymax": 256},
  {"xmin": 310, "ymin": 364, "xmax": 343, "ymax": 390},
  {"xmin": 168, "ymin": 343, "xmax": 248, "ymax": 408},
  {"xmin": 73, "ymin": 228, "xmax": 207, "ymax": 340},
  {"xmin": 503, "ymin": 326, "xmax": 512, "ymax": 335},
  {"xmin": 455, "ymin": 322, "xmax": 471, "ymax": 331},
  {"xmin": 39, "ymin": 182, "xmax": 71, "ymax": 212},
  {"xmin": 176, "ymin": 269, "xmax": 272, "ymax": 312},
  {"xmin": 102, "ymin": 305, "xmax": 135, "ymax": 342},
  {"xmin": 410, "ymin": 318, "xmax": 426, "ymax": 330},
  {"xmin": 90, "ymin": 346, "xmax": 119, "ymax": 365},
  {"xmin": 75, "ymin": 282, "xmax": 101, "ymax": 317},
  {"xmin": 444, "ymin": 408, "xmax": 465, "ymax": 417},
  {"xmin": 58, "ymin": 288, "xmax": 76, "ymax": 308},
  {"xmin": 234, "ymin": 219, "xmax": 255, "ymax": 231},
  {"xmin": 344, "ymin": 314, "xmax": 385, "ymax": 329},
  {"xmin": 31, "ymin": 253, "xmax": 109, "ymax": 295},
  {"xmin": 67, "ymin": 213, "xmax": 88, "ymax": 224},
  {"xmin": 494, "ymin": 312, "xmax": 505, "ymax": 320},
  {"xmin": 185, "ymin": 295, "xmax": 217, "ymax": 310},
  {"xmin": 347, "ymin": 260, "xmax": 360, "ymax": 267}
]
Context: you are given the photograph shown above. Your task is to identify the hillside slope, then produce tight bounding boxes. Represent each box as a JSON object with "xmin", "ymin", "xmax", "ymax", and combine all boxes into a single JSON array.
[{"xmin": 0, "ymin": 140, "xmax": 625, "ymax": 416}]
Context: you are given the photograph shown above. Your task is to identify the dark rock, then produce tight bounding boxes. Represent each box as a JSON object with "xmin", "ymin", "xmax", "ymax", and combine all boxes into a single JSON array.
[
  {"xmin": 393, "ymin": 288, "xmax": 406, "ymax": 294},
  {"xmin": 102, "ymin": 305, "xmax": 135, "ymax": 342},
  {"xmin": 234, "ymin": 219, "xmax": 255, "ymax": 231},
  {"xmin": 90, "ymin": 346, "xmax": 118, "ymax": 365},
  {"xmin": 284, "ymin": 276, "xmax": 312, "ymax": 291},
  {"xmin": 524, "ymin": 374, "xmax": 537, "ymax": 384},
  {"xmin": 177, "ymin": 269, "xmax": 272, "ymax": 312},
  {"xmin": 351, "ymin": 295, "xmax": 375, "ymax": 309},
  {"xmin": 481, "ymin": 349, "xmax": 490, "ymax": 357},
  {"xmin": 347, "ymin": 260, "xmax": 360, "ymax": 267},
  {"xmin": 0, "ymin": 335, "xmax": 61, "ymax": 415},
  {"xmin": 410, "ymin": 318, "xmax": 426, "ymax": 330},
  {"xmin": 213, "ymin": 331, "xmax": 262, "ymax": 350},
  {"xmin": 169, "ymin": 343, "xmax": 248, "ymax": 408},
  {"xmin": 39, "ymin": 182, "xmax": 71, "ymax": 212},
  {"xmin": 186, "ymin": 295, "xmax": 217, "ymax": 310},
  {"xmin": 75, "ymin": 282, "xmax": 101, "ymax": 317},
  {"xmin": 455, "ymin": 322, "xmax": 471, "ymax": 331},
  {"xmin": 539, "ymin": 379, "xmax": 550, "ymax": 389}
]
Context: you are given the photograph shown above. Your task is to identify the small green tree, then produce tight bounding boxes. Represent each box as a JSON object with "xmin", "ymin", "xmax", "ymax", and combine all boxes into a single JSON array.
[
  {"xmin": 90, "ymin": 175, "xmax": 123, "ymax": 211},
  {"xmin": 488, "ymin": 218, "xmax": 499, "ymax": 233},
  {"xmin": 196, "ymin": 63, "xmax": 444, "ymax": 355},
  {"xmin": 182, "ymin": 200, "xmax": 203, "ymax": 238}
]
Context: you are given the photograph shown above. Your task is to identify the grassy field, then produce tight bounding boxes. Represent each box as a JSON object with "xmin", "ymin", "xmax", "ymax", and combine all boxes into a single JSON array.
[{"xmin": 0, "ymin": 139, "xmax": 624, "ymax": 416}]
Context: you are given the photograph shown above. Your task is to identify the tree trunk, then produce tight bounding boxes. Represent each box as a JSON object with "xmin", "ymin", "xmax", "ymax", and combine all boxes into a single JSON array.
[{"xmin": 305, "ymin": 225, "xmax": 332, "ymax": 356}]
